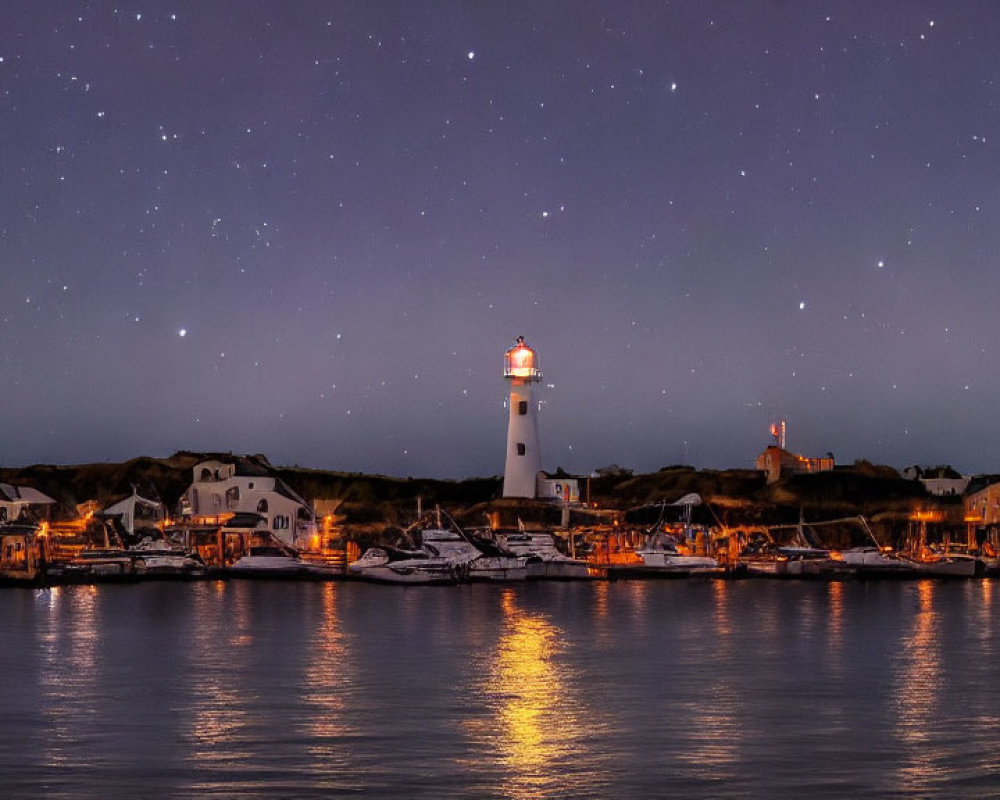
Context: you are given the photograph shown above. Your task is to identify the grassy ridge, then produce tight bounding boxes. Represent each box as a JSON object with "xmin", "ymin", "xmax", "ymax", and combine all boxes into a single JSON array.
[{"xmin": 0, "ymin": 453, "xmax": 950, "ymax": 534}]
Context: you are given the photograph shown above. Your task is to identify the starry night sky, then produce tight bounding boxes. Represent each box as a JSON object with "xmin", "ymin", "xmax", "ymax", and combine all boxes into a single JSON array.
[{"xmin": 3, "ymin": 1, "xmax": 1000, "ymax": 478}]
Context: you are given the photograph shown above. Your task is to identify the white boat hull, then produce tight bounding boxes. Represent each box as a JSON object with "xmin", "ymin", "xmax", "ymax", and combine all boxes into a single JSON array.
[
  {"xmin": 467, "ymin": 556, "xmax": 528, "ymax": 582},
  {"xmin": 525, "ymin": 559, "xmax": 598, "ymax": 580},
  {"xmin": 912, "ymin": 557, "xmax": 977, "ymax": 578},
  {"xmin": 352, "ymin": 562, "xmax": 458, "ymax": 585}
]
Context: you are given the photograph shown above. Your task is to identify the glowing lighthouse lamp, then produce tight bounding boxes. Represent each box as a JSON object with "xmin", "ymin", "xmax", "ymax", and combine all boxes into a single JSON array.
[{"xmin": 503, "ymin": 336, "xmax": 543, "ymax": 498}]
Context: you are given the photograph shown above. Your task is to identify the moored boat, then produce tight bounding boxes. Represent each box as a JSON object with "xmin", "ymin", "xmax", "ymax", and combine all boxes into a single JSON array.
[
  {"xmin": 348, "ymin": 546, "xmax": 460, "ymax": 585},
  {"xmin": 495, "ymin": 531, "xmax": 599, "ymax": 580},
  {"xmin": 421, "ymin": 527, "xmax": 527, "ymax": 582},
  {"xmin": 227, "ymin": 545, "xmax": 313, "ymax": 578},
  {"xmin": 909, "ymin": 552, "xmax": 978, "ymax": 578},
  {"xmin": 610, "ymin": 533, "xmax": 722, "ymax": 579},
  {"xmin": 840, "ymin": 546, "xmax": 917, "ymax": 578},
  {"xmin": 48, "ymin": 549, "xmax": 138, "ymax": 584},
  {"xmin": 128, "ymin": 538, "xmax": 205, "ymax": 579}
]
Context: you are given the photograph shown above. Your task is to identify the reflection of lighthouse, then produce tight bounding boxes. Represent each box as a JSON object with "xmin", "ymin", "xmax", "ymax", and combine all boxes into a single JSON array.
[{"xmin": 503, "ymin": 336, "xmax": 542, "ymax": 498}]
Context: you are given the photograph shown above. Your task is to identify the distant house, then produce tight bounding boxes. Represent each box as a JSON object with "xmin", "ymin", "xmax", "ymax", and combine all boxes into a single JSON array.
[
  {"xmin": 965, "ymin": 477, "xmax": 1000, "ymax": 524},
  {"xmin": 902, "ymin": 465, "xmax": 970, "ymax": 497},
  {"xmin": 536, "ymin": 472, "xmax": 580, "ymax": 504},
  {"xmin": 179, "ymin": 456, "xmax": 317, "ymax": 549},
  {"xmin": 755, "ymin": 446, "xmax": 834, "ymax": 485},
  {"xmin": 0, "ymin": 483, "xmax": 56, "ymax": 524}
]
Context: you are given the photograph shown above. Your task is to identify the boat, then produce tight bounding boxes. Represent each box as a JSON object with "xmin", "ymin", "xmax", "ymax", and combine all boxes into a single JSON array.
[
  {"xmin": 348, "ymin": 546, "xmax": 460, "ymax": 585},
  {"xmin": 128, "ymin": 537, "xmax": 205, "ymax": 579},
  {"xmin": 227, "ymin": 545, "xmax": 314, "ymax": 578},
  {"xmin": 909, "ymin": 552, "xmax": 978, "ymax": 578},
  {"xmin": 775, "ymin": 546, "xmax": 855, "ymax": 579},
  {"xmin": 739, "ymin": 542, "xmax": 853, "ymax": 579},
  {"xmin": 840, "ymin": 546, "xmax": 917, "ymax": 578},
  {"xmin": 349, "ymin": 525, "xmax": 527, "ymax": 584},
  {"xmin": 421, "ymin": 528, "xmax": 528, "ymax": 582},
  {"xmin": 610, "ymin": 532, "xmax": 722, "ymax": 579},
  {"xmin": 495, "ymin": 530, "xmax": 599, "ymax": 580},
  {"xmin": 47, "ymin": 549, "xmax": 138, "ymax": 584}
]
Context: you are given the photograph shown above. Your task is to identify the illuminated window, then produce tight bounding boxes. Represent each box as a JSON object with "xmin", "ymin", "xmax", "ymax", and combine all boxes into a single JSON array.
[
  {"xmin": 517, "ymin": 443, "xmax": 526, "ymax": 456},
  {"xmin": 518, "ymin": 400, "xmax": 528, "ymax": 415}
]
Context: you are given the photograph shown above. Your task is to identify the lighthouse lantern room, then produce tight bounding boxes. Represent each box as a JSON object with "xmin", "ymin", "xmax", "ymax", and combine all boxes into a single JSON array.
[{"xmin": 503, "ymin": 336, "xmax": 543, "ymax": 498}]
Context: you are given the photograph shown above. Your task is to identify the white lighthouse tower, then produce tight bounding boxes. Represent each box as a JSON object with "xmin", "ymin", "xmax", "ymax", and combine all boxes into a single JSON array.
[{"xmin": 503, "ymin": 336, "xmax": 543, "ymax": 498}]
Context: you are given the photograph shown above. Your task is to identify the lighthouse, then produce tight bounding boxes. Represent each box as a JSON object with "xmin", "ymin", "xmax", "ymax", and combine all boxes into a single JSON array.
[{"xmin": 503, "ymin": 336, "xmax": 543, "ymax": 498}]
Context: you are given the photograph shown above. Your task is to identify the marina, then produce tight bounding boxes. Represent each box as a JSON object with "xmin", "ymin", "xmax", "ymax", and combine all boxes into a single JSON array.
[{"xmin": 3, "ymin": 513, "xmax": 999, "ymax": 589}]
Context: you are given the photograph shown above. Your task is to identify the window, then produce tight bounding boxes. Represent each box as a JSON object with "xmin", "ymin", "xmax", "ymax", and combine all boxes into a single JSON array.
[
  {"xmin": 200, "ymin": 468, "xmax": 212, "ymax": 482},
  {"xmin": 257, "ymin": 499, "xmax": 269, "ymax": 513},
  {"xmin": 518, "ymin": 400, "xmax": 528, "ymax": 415},
  {"xmin": 516, "ymin": 443, "xmax": 526, "ymax": 456}
]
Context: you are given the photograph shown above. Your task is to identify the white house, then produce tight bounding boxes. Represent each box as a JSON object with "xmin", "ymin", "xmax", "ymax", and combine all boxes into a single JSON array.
[
  {"xmin": 903, "ymin": 465, "xmax": 970, "ymax": 497},
  {"xmin": 179, "ymin": 456, "xmax": 317, "ymax": 549},
  {"xmin": 536, "ymin": 472, "xmax": 580, "ymax": 504},
  {"xmin": 0, "ymin": 483, "xmax": 56, "ymax": 525}
]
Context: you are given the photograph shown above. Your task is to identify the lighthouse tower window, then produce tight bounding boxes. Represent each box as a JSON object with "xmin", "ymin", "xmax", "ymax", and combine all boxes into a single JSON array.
[
  {"xmin": 518, "ymin": 400, "xmax": 528, "ymax": 415},
  {"xmin": 517, "ymin": 443, "xmax": 526, "ymax": 456}
]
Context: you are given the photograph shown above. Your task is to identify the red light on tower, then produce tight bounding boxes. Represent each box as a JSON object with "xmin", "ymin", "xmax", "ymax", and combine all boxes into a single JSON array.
[
  {"xmin": 769, "ymin": 419, "xmax": 787, "ymax": 450},
  {"xmin": 504, "ymin": 336, "xmax": 542, "ymax": 382}
]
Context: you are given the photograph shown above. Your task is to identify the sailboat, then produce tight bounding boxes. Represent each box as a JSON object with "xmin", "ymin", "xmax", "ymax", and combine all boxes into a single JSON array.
[{"xmin": 610, "ymin": 493, "xmax": 722, "ymax": 578}]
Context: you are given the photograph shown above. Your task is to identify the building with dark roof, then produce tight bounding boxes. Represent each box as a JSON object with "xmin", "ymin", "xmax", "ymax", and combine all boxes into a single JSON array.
[{"xmin": 180, "ymin": 457, "xmax": 317, "ymax": 549}]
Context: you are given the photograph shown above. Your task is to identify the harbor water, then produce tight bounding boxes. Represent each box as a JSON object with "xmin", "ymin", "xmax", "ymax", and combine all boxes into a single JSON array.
[{"xmin": 2, "ymin": 579, "xmax": 999, "ymax": 798}]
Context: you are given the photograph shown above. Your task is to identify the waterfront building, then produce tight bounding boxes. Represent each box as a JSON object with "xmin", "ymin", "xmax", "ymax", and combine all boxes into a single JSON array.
[
  {"xmin": 0, "ymin": 521, "xmax": 47, "ymax": 583},
  {"xmin": 179, "ymin": 456, "xmax": 317, "ymax": 549},
  {"xmin": 964, "ymin": 477, "xmax": 1000, "ymax": 546},
  {"xmin": 754, "ymin": 420, "xmax": 833, "ymax": 484}
]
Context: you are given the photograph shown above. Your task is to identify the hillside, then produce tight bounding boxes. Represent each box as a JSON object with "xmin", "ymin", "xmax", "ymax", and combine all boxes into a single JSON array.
[{"xmin": 0, "ymin": 453, "xmax": 955, "ymax": 538}]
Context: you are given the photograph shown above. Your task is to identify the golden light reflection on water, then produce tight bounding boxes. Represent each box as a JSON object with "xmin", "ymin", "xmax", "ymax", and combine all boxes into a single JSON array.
[
  {"xmin": 464, "ymin": 588, "xmax": 603, "ymax": 799},
  {"xmin": 978, "ymin": 578, "xmax": 992, "ymax": 625},
  {"xmin": 592, "ymin": 578, "xmax": 609, "ymax": 619},
  {"xmin": 39, "ymin": 586, "xmax": 100, "ymax": 769},
  {"xmin": 676, "ymin": 579, "xmax": 741, "ymax": 776},
  {"xmin": 712, "ymin": 576, "xmax": 731, "ymax": 636},
  {"xmin": 186, "ymin": 582, "xmax": 254, "ymax": 765},
  {"xmin": 893, "ymin": 580, "xmax": 940, "ymax": 791},
  {"xmin": 826, "ymin": 581, "xmax": 844, "ymax": 671},
  {"xmin": 301, "ymin": 582, "xmax": 354, "ymax": 763}
]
